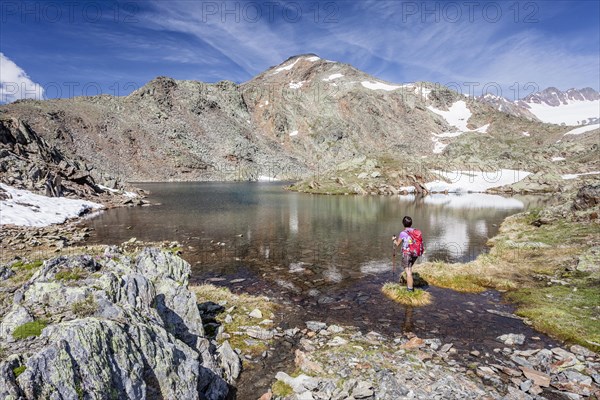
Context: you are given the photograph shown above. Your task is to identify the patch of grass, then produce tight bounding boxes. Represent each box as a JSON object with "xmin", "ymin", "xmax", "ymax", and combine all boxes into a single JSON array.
[
  {"xmin": 507, "ymin": 286, "xmax": 600, "ymax": 352},
  {"xmin": 11, "ymin": 260, "xmax": 43, "ymax": 271},
  {"xmin": 272, "ymin": 381, "xmax": 294, "ymax": 397},
  {"xmin": 12, "ymin": 320, "xmax": 48, "ymax": 340},
  {"xmin": 381, "ymin": 283, "xmax": 432, "ymax": 306},
  {"xmin": 191, "ymin": 284, "xmax": 278, "ymax": 356},
  {"xmin": 419, "ymin": 207, "xmax": 600, "ymax": 351},
  {"xmin": 55, "ymin": 267, "xmax": 85, "ymax": 281},
  {"xmin": 72, "ymin": 295, "xmax": 98, "ymax": 317},
  {"xmin": 12, "ymin": 365, "xmax": 26, "ymax": 378}
]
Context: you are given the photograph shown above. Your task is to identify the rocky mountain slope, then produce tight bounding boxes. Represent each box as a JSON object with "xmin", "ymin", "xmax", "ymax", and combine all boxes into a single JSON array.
[{"xmin": 0, "ymin": 54, "xmax": 598, "ymax": 190}]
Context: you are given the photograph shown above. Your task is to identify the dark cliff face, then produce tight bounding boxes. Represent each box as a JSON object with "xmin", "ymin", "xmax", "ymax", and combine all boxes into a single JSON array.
[{"xmin": 0, "ymin": 55, "xmax": 597, "ymax": 186}]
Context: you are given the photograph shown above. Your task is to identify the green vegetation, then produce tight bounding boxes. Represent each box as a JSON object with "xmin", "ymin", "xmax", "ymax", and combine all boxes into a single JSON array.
[
  {"xmin": 11, "ymin": 260, "xmax": 43, "ymax": 271},
  {"xmin": 417, "ymin": 205, "xmax": 600, "ymax": 351},
  {"xmin": 12, "ymin": 365, "xmax": 26, "ymax": 377},
  {"xmin": 272, "ymin": 380, "xmax": 294, "ymax": 397},
  {"xmin": 381, "ymin": 283, "xmax": 432, "ymax": 306},
  {"xmin": 12, "ymin": 320, "xmax": 48, "ymax": 340},
  {"xmin": 55, "ymin": 267, "xmax": 85, "ymax": 281},
  {"xmin": 192, "ymin": 284, "xmax": 278, "ymax": 357},
  {"xmin": 72, "ymin": 295, "xmax": 98, "ymax": 317},
  {"xmin": 507, "ymin": 286, "xmax": 600, "ymax": 351}
]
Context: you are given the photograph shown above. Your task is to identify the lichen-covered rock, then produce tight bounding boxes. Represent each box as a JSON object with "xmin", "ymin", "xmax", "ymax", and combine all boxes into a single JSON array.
[
  {"xmin": 0, "ymin": 247, "xmax": 235, "ymax": 399},
  {"xmin": 573, "ymin": 184, "xmax": 600, "ymax": 210},
  {"xmin": 0, "ymin": 265, "xmax": 14, "ymax": 280},
  {"xmin": 0, "ymin": 304, "xmax": 33, "ymax": 343},
  {"xmin": 218, "ymin": 340, "xmax": 242, "ymax": 384}
]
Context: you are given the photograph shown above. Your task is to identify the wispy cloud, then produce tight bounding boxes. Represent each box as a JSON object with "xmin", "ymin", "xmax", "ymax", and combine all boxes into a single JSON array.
[
  {"xmin": 0, "ymin": 53, "xmax": 44, "ymax": 103},
  {"xmin": 133, "ymin": 0, "xmax": 598, "ymax": 96}
]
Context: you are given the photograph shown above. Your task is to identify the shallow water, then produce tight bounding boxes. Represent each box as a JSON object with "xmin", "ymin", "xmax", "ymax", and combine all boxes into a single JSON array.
[{"xmin": 84, "ymin": 182, "xmax": 561, "ymax": 397}]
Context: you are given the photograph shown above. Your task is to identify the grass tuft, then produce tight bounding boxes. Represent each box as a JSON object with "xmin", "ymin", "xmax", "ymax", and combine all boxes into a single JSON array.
[
  {"xmin": 55, "ymin": 267, "xmax": 85, "ymax": 281},
  {"xmin": 72, "ymin": 295, "xmax": 98, "ymax": 317},
  {"xmin": 12, "ymin": 365, "xmax": 26, "ymax": 378},
  {"xmin": 381, "ymin": 283, "xmax": 433, "ymax": 306},
  {"xmin": 12, "ymin": 320, "xmax": 48, "ymax": 340},
  {"xmin": 272, "ymin": 381, "xmax": 294, "ymax": 397}
]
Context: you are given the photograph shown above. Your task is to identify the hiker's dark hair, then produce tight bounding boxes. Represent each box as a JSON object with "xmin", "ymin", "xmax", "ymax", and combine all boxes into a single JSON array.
[{"xmin": 402, "ymin": 216, "xmax": 413, "ymax": 228}]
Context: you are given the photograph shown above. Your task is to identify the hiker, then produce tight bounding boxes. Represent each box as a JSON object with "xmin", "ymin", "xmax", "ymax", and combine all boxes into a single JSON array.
[{"xmin": 393, "ymin": 216, "xmax": 424, "ymax": 291}]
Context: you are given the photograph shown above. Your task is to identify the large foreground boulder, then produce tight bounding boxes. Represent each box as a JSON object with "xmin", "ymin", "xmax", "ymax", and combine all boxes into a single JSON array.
[{"xmin": 0, "ymin": 247, "xmax": 236, "ymax": 400}]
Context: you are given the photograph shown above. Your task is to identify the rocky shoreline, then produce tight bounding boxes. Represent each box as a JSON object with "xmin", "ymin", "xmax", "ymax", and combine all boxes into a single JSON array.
[
  {"xmin": 1, "ymin": 239, "xmax": 599, "ymax": 399},
  {"xmin": 258, "ymin": 321, "xmax": 600, "ymax": 399}
]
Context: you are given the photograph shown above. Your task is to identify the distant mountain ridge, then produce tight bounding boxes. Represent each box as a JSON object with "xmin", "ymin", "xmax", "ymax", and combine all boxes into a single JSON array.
[
  {"xmin": 478, "ymin": 87, "xmax": 600, "ymax": 126},
  {"xmin": 0, "ymin": 54, "xmax": 598, "ymax": 193}
]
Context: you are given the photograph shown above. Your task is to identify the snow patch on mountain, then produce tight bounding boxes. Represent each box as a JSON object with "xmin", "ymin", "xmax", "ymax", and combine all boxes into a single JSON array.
[
  {"xmin": 562, "ymin": 171, "xmax": 600, "ymax": 180},
  {"xmin": 323, "ymin": 73, "xmax": 344, "ymax": 82},
  {"xmin": 289, "ymin": 81, "xmax": 305, "ymax": 89},
  {"xmin": 361, "ymin": 81, "xmax": 401, "ymax": 91},
  {"xmin": 306, "ymin": 56, "xmax": 320, "ymax": 62},
  {"xmin": 431, "ymin": 137, "xmax": 448, "ymax": 153},
  {"xmin": 428, "ymin": 101, "xmax": 472, "ymax": 132},
  {"xmin": 563, "ymin": 123, "xmax": 600, "ymax": 136},
  {"xmin": 272, "ymin": 58, "xmax": 301, "ymax": 75},
  {"xmin": 0, "ymin": 183, "xmax": 103, "ymax": 227}
]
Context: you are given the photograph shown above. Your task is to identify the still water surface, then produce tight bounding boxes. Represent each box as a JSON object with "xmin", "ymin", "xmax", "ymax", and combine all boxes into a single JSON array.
[
  {"xmin": 84, "ymin": 182, "xmax": 560, "ymax": 392},
  {"xmin": 85, "ymin": 182, "xmax": 557, "ymax": 338}
]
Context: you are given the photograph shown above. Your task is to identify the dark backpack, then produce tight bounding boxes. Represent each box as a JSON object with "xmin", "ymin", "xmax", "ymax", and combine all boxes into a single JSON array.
[{"xmin": 406, "ymin": 229, "xmax": 424, "ymax": 257}]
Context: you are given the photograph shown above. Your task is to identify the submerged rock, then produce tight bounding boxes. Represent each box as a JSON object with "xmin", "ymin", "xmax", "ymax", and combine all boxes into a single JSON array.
[{"xmin": 0, "ymin": 247, "xmax": 236, "ymax": 399}]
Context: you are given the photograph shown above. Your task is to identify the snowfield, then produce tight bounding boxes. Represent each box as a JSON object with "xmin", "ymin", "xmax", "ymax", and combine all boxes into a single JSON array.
[
  {"xmin": 561, "ymin": 171, "xmax": 600, "ymax": 180},
  {"xmin": 425, "ymin": 169, "xmax": 531, "ymax": 193},
  {"xmin": 361, "ymin": 81, "xmax": 401, "ymax": 91},
  {"xmin": 323, "ymin": 73, "xmax": 344, "ymax": 82},
  {"xmin": 524, "ymin": 99, "xmax": 600, "ymax": 125},
  {"xmin": 428, "ymin": 101, "xmax": 472, "ymax": 132},
  {"xmin": 0, "ymin": 183, "xmax": 103, "ymax": 227},
  {"xmin": 563, "ymin": 123, "xmax": 600, "ymax": 136}
]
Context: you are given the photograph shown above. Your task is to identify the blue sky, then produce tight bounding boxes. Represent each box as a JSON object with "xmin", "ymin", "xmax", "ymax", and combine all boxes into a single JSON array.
[{"xmin": 1, "ymin": 0, "xmax": 599, "ymax": 102}]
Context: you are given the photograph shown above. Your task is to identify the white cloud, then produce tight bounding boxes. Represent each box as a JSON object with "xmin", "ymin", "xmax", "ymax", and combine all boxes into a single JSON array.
[{"xmin": 0, "ymin": 53, "xmax": 44, "ymax": 103}]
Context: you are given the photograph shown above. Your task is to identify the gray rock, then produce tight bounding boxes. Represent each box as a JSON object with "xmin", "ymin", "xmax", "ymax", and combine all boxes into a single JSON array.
[
  {"xmin": 0, "ymin": 265, "xmax": 14, "ymax": 280},
  {"xmin": 520, "ymin": 379, "xmax": 533, "ymax": 392},
  {"xmin": 440, "ymin": 343, "xmax": 454, "ymax": 353},
  {"xmin": 217, "ymin": 341, "xmax": 242, "ymax": 383},
  {"xmin": 0, "ymin": 248, "xmax": 230, "ymax": 400},
  {"xmin": 246, "ymin": 327, "xmax": 274, "ymax": 340},
  {"xmin": 0, "ymin": 304, "xmax": 34, "ymax": 343},
  {"xmin": 275, "ymin": 372, "xmax": 320, "ymax": 393},
  {"xmin": 497, "ymin": 333, "xmax": 526, "ymax": 346},
  {"xmin": 351, "ymin": 380, "xmax": 374, "ymax": 399},
  {"xmin": 569, "ymin": 344, "xmax": 595, "ymax": 357},
  {"xmin": 248, "ymin": 308, "xmax": 263, "ymax": 319},
  {"xmin": 306, "ymin": 321, "xmax": 327, "ymax": 332},
  {"xmin": 572, "ymin": 184, "xmax": 600, "ymax": 210},
  {"xmin": 562, "ymin": 370, "xmax": 592, "ymax": 386}
]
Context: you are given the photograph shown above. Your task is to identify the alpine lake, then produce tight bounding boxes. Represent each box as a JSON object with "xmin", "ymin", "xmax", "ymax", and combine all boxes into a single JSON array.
[{"xmin": 83, "ymin": 182, "xmax": 563, "ymax": 395}]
